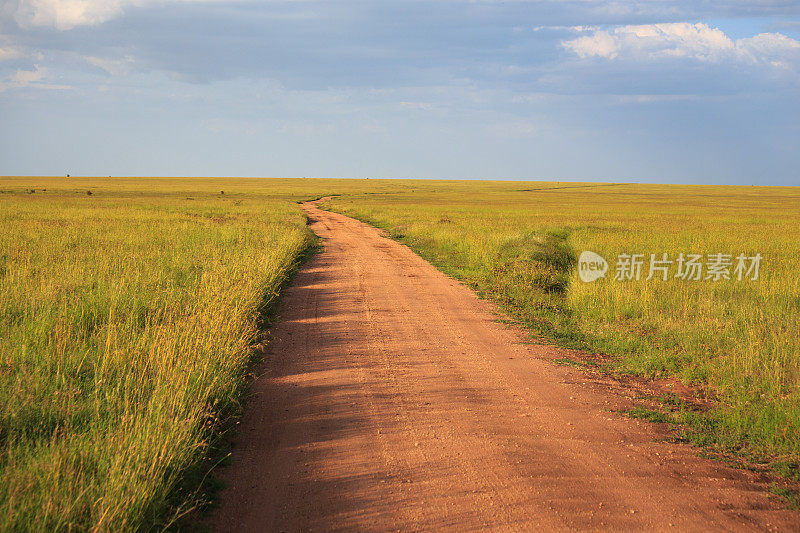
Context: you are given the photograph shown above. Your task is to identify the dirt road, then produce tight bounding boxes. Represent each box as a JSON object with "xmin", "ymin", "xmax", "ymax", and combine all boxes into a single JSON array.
[{"xmin": 209, "ymin": 201, "xmax": 797, "ymax": 531}]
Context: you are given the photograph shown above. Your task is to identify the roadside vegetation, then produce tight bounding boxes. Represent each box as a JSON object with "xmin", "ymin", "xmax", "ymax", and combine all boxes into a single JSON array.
[
  {"xmin": 324, "ymin": 181, "xmax": 800, "ymax": 466},
  {"xmin": 0, "ymin": 176, "xmax": 358, "ymax": 531}
]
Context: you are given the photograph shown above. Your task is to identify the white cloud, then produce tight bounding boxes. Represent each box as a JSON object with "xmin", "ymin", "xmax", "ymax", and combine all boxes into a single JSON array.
[
  {"xmin": 9, "ymin": 0, "xmax": 232, "ymax": 30},
  {"xmin": 736, "ymin": 32, "xmax": 800, "ymax": 69},
  {"xmin": 531, "ymin": 25, "xmax": 597, "ymax": 33},
  {"xmin": 400, "ymin": 101, "xmax": 434, "ymax": 111},
  {"xmin": 562, "ymin": 22, "xmax": 800, "ymax": 69},
  {"xmin": 12, "ymin": 65, "xmax": 46, "ymax": 83},
  {"xmin": 12, "ymin": 0, "xmax": 125, "ymax": 30},
  {"xmin": 0, "ymin": 46, "xmax": 21, "ymax": 61},
  {"xmin": 0, "ymin": 64, "xmax": 70, "ymax": 91},
  {"xmin": 86, "ymin": 54, "xmax": 135, "ymax": 75}
]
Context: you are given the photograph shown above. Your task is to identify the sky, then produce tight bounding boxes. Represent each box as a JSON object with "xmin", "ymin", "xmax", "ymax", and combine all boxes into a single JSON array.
[{"xmin": 1, "ymin": 1, "xmax": 799, "ymax": 185}]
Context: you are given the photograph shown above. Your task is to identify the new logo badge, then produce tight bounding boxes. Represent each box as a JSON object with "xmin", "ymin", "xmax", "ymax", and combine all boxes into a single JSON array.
[{"xmin": 578, "ymin": 251, "xmax": 608, "ymax": 282}]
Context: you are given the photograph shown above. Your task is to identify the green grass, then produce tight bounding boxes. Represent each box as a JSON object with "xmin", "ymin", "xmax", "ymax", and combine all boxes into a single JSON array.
[
  {"xmin": 3, "ymin": 176, "xmax": 799, "ymax": 529},
  {"xmin": 624, "ymin": 407, "xmax": 672, "ymax": 425},
  {"xmin": 0, "ymin": 176, "xmax": 376, "ymax": 531},
  {"xmin": 770, "ymin": 484, "xmax": 800, "ymax": 510},
  {"xmin": 323, "ymin": 181, "xmax": 800, "ymax": 465}
]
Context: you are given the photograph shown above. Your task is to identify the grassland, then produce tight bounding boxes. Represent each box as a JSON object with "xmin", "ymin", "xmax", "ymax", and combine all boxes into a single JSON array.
[
  {"xmin": 3, "ymin": 177, "xmax": 799, "ymax": 530},
  {"xmin": 0, "ymin": 176, "xmax": 370, "ymax": 531},
  {"xmin": 323, "ymin": 181, "xmax": 800, "ymax": 465}
]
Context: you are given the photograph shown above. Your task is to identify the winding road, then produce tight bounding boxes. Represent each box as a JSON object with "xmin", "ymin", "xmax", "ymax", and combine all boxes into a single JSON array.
[{"xmin": 209, "ymin": 200, "xmax": 797, "ymax": 531}]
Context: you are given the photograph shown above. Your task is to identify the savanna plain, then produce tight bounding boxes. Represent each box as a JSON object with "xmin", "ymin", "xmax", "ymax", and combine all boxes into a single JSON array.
[{"xmin": 1, "ymin": 176, "xmax": 799, "ymax": 531}]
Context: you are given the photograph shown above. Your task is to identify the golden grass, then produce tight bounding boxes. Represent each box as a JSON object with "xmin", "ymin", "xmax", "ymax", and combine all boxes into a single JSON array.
[
  {"xmin": 3, "ymin": 176, "xmax": 799, "ymax": 530},
  {"xmin": 325, "ymin": 181, "xmax": 800, "ymax": 461},
  {"xmin": 0, "ymin": 176, "xmax": 362, "ymax": 530}
]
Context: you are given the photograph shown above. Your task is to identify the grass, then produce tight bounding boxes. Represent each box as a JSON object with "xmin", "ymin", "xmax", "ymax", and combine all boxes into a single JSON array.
[
  {"xmin": 624, "ymin": 407, "xmax": 672, "ymax": 425},
  {"xmin": 770, "ymin": 484, "xmax": 800, "ymax": 510},
  {"xmin": 323, "ymin": 180, "xmax": 800, "ymax": 466},
  {"xmin": 0, "ymin": 176, "xmax": 376, "ymax": 531},
  {"xmin": 3, "ymin": 176, "xmax": 799, "ymax": 529}
]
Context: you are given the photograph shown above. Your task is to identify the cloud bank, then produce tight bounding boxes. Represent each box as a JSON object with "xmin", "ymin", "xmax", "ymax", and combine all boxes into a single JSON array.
[{"xmin": 563, "ymin": 23, "xmax": 800, "ymax": 69}]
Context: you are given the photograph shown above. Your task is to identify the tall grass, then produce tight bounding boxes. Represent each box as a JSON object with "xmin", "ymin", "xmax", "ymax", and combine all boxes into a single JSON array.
[
  {"xmin": 4, "ymin": 176, "xmax": 798, "ymax": 529},
  {"xmin": 0, "ymin": 177, "xmax": 335, "ymax": 530},
  {"xmin": 325, "ymin": 181, "xmax": 800, "ymax": 463}
]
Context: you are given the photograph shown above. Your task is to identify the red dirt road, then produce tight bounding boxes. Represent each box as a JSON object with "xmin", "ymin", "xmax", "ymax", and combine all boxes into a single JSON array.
[{"xmin": 209, "ymin": 201, "xmax": 797, "ymax": 531}]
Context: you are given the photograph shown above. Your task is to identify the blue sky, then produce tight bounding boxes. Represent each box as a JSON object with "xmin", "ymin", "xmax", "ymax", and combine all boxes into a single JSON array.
[{"xmin": 1, "ymin": 1, "xmax": 798, "ymax": 184}]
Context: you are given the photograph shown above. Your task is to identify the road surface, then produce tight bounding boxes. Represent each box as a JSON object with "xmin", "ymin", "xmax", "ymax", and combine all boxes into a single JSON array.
[{"xmin": 209, "ymin": 200, "xmax": 796, "ymax": 531}]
